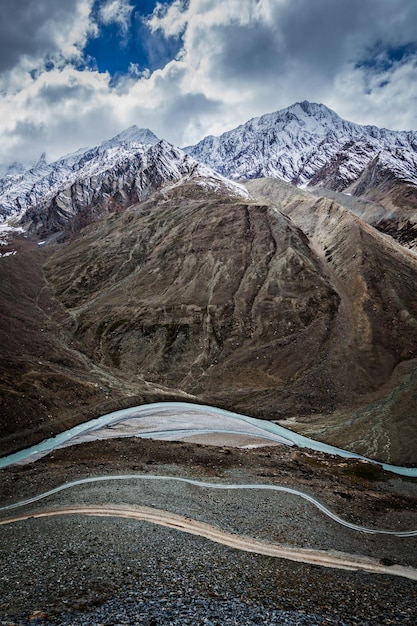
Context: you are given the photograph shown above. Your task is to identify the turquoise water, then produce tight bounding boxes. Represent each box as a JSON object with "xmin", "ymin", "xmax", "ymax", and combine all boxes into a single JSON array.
[{"xmin": 1, "ymin": 402, "xmax": 416, "ymax": 477}]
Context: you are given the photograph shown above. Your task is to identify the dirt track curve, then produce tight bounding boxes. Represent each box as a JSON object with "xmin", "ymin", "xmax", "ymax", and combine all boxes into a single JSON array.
[{"xmin": 2, "ymin": 504, "xmax": 417, "ymax": 581}]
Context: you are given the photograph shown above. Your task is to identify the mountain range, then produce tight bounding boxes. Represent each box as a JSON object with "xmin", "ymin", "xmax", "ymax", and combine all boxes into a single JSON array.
[
  {"xmin": 1, "ymin": 101, "xmax": 417, "ymax": 466},
  {"xmin": 0, "ymin": 128, "xmax": 247, "ymax": 238}
]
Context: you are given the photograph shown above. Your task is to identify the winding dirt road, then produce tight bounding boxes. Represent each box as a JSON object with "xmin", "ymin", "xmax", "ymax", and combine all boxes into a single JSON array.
[
  {"xmin": 2, "ymin": 475, "xmax": 416, "ymax": 582},
  {"xmin": 2, "ymin": 474, "xmax": 416, "ymax": 536},
  {"xmin": 1, "ymin": 504, "xmax": 417, "ymax": 581}
]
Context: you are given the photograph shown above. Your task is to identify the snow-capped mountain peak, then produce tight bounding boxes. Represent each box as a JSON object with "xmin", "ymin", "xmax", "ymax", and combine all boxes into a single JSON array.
[
  {"xmin": 184, "ymin": 101, "xmax": 417, "ymax": 188},
  {"xmin": 99, "ymin": 125, "xmax": 159, "ymax": 148},
  {"xmin": 0, "ymin": 126, "xmax": 162, "ymax": 223},
  {"xmin": 2, "ymin": 101, "xmax": 417, "ymax": 242},
  {"xmin": 0, "ymin": 127, "xmax": 247, "ymax": 236}
]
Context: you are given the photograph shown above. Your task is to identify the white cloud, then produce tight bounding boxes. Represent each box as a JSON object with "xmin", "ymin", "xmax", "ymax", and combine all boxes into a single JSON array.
[
  {"xmin": 1, "ymin": 0, "xmax": 417, "ymax": 166},
  {"xmin": 331, "ymin": 57, "xmax": 417, "ymax": 131},
  {"xmin": 51, "ymin": 0, "xmax": 97, "ymax": 60},
  {"xmin": 144, "ymin": 0, "xmax": 417, "ymax": 137},
  {"xmin": 147, "ymin": 0, "xmax": 189, "ymax": 38},
  {"xmin": 99, "ymin": 0, "xmax": 134, "ymax": 35},
  {"xmin": 0, "ymin": 1, "xmax": 96, "ymax": 77}
]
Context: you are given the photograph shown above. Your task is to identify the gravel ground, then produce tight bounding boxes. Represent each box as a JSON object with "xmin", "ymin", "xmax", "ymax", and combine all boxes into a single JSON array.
[
  {"xmin": 1, "ymin": 515, "xmax": 416, "ymax": 625},
  {"xmin": 1, "ymin": 438, "xmax": 416, "ymax": 625}
]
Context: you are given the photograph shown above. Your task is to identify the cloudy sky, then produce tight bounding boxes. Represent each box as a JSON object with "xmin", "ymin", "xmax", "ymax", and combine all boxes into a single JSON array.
[{"xmin": 1, "ymin": 0, "xmax": 417, "ymax": 165}]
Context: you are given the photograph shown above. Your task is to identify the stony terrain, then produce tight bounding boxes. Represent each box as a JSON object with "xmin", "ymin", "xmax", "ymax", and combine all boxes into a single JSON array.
[{"xmin": 1, "ymin": 437, "xmax": 417, "ymax": 625}]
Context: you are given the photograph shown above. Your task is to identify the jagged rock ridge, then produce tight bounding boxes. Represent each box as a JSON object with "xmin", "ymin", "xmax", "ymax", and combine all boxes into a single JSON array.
[
  {"xmin": 0, "ymin": 130, "xmax": 247, "ymax": 236},
  {"xmin": 0, "ymin": 126, "xmax": 158, "ymax": 220}
]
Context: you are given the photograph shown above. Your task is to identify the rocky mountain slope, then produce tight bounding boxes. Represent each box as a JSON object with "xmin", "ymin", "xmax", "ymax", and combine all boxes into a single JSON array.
[
  {"xmin": 0, "ymin": 107, "xmax": 417, "ymax": 465},
  {"xmin": 32, "ymin": 177, "xmax": 416, "ymax": 465},
  {"xmin": 0, "ymin": 128, "xmax": 247, "ymax": 238},
  {"xmin": 246, "ymin": 178, "xmax": 417, "ymax": 460},
  {"xmin": 0, "ymin": 127, "xmax": 159, "ymax": 217},
  {"xmin": 0, "ymin": 233, "xmax": 195, "ymax": 457},
  {"xmin": 185, "ymin": 101, "xmax": 417, "ymax": 249}
]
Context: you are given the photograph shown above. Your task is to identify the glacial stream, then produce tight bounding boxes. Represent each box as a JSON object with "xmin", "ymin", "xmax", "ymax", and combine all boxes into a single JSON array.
[{"xmin": 0, "ymin": 402, "xmax": 416, "ymax": 477}]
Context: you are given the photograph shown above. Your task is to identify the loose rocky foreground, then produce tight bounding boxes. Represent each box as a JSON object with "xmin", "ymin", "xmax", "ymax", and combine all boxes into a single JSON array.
[{"xmin": 0, "ymin": 437, "xmax": 416, "ymax": 625}]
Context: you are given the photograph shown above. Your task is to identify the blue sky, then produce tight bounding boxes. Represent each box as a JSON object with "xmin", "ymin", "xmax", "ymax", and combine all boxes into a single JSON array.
[
  {"xmin": 0, "ymin": 0, "xmax": 417, "ymax": 165},
  {"xmin": 84, "ymin": 1, "xmax": 180, "ymax": 78}
]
